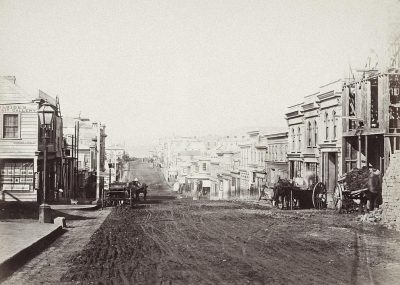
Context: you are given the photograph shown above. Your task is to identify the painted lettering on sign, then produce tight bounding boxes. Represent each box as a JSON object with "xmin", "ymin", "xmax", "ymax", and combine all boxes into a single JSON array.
[{"xmin": 0, "ymin": 104, "xmax": 37, "ymax": 113}]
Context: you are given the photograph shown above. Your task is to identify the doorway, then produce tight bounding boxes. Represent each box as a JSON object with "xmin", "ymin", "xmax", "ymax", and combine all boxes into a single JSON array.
[{"xmin": 323, "ymin": 152, "xmax": 338, "ymax": 195}]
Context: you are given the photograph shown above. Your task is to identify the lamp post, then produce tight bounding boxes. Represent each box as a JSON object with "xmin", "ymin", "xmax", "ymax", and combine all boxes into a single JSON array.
[
  {"xmin": 108, "ymin": 162, "xmax": 113, "ymax": 189},
  {"xmin": 37, "ymin": 102, "xmax": 55, "ymax": 223}
]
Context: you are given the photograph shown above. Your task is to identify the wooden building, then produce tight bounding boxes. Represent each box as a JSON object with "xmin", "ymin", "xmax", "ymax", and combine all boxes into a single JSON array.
[
  {"xmin": 0, "ymin": 76, "xmax": 64, "ymax": 202},
  {"xmin": 342, "ymin": 71, "xmax": 400, "ymax": 174},
  {"xmin": 238, "ymin": 131, "xmax": 261, "ymax": 198}
]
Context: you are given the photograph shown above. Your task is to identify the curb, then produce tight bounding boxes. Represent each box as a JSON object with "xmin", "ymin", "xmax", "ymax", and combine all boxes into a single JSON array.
[
  {"xmin": 0, "ymin": 225, "xmax": 64, "ymax": 283},
  {"xmin": 50, "ymin": 204, "xmax": 100, "ymax": 211}
]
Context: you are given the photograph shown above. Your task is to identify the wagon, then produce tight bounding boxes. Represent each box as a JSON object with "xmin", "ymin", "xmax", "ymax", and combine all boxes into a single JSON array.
[
  {"xmin": 270, "ymin": 179, "xmax": 327, "ymax": 210},
  {"xmin": 333, "ymin": 175, "xmax": 369, "ymax": 213},
  {"xmin": 103, "ymin": 182, "xmax": 132, "ymax": 207}
]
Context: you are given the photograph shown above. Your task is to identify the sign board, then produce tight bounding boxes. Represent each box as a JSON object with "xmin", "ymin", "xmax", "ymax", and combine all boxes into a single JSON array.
[{"xmin": 0, "ymin": 104, "xmax": 37, "ymax": 113}]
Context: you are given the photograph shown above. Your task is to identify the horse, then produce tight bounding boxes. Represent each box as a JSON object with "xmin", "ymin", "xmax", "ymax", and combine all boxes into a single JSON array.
[
  {"xmin": 129, "ymin": 181, "xmax": 148, "ymax": 201},
  {"xmin": 272, "ymin": 178, "xmax": 293, "ymax": 209}
]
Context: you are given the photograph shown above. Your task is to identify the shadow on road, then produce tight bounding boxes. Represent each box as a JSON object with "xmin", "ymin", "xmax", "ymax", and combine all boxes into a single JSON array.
[{"xmin": 51, "ymin": 210, "xmax": 96, "ymax": 221}]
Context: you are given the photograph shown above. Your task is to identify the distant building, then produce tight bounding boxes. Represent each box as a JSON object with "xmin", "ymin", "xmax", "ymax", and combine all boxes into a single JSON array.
[
  {"xmin": 265, "ymin": 132, "xmax": 288, "ymax": 187},
  {"xmin": 239, "ymin": 131, "xmax": 261, "ymax": 198},
  {"xmin": 63, "ymin": 116, "xmax": 107, "ymax": 199},
  {"xmin": 105, "ymin": 144, "xmax": 125, "ymax": 187}
]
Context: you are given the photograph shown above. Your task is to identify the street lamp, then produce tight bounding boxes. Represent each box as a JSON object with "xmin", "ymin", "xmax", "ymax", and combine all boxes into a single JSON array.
[
  {"xmin": 37, "ymin": 102, "xmax": 55, "ymax": 223},
  {"xmin": 108, "ymin": 162, "xmax": 113, "ymax": 189}
]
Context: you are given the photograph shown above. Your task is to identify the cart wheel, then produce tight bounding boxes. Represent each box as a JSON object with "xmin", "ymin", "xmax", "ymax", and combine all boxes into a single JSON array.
[
  {"xmin": 333, "ymin": 183, "xmax": 343, "ymax": 213},
  {"xmin": 312, "ymin": 182, "xmax": 327, "ymax": 209}
]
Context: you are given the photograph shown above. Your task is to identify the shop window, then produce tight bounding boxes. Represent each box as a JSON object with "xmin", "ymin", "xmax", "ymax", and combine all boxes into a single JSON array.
[
  {"xmin": 3, "ymin": 114, "xmax": 19, "ymax": 138},
  {"xmin": 0, "ymin": 161, "xmax": 34, "ymax": 190}
]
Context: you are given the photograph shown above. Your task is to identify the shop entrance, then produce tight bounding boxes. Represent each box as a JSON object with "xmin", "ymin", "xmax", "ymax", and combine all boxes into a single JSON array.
[{"xmin": 322, "ymin": 152, "xmax": 338, "ymax": 195}]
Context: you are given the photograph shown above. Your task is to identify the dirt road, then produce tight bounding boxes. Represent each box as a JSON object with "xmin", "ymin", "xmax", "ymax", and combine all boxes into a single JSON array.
[
  {"xmin": 58, "ymin": 161, "xmax": 400, "ymax": 285},
  {"xmin": 1, "ymin": 208, "xmax": 111, "ymax": 285}
]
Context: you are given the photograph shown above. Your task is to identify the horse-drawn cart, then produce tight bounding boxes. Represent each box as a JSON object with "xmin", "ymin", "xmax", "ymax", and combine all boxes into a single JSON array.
[
  {"xmin": 103, "ymin": 182, "xmax": 132, "ymax": 207},
  {"xmin": 332, "ymin": 167, "xmax": 381, "ymax": 213},
  {"xmin": 102, "ymin": 179, "xmax": 149, "ymax": 207},
  {"xmin": 333, "ymin": 176, "xmax": 368, "ymax": 213},
  {"xmin": 333, "ymin": 167, "xmax": 382, "ymax": 213},
  {"xmin": 272, "ymin": 179, "xmax": 327, "ymax": 210}
]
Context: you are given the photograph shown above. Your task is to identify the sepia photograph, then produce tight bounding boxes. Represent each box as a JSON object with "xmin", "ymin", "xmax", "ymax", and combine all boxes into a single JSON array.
[{"xmin": 0, "ymin": 0, "xmax": 400, "ymax": 284}]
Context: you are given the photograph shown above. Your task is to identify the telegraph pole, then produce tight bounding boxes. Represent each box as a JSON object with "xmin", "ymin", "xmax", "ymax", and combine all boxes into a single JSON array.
[{"xmin": 96, "ymin": 122, "xmax": 101, "ymax": 200}]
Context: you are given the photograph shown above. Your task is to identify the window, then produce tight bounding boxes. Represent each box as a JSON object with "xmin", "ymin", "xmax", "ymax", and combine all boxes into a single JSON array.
[
  {"xmin": 291, "ymin": 128, "xmax": 295, "ymax": 151},
  {"xmin": 325, "ymin": 112, "xmax": 329, "ymax": 140},
  {"xmin": 202, "ymin": 163, "xmax": 206, "ymax": 171},
  {"xmin": 332, "ymin": 110, "xmax": 337, "ymax": 139},
  {"xmin": 307, "ymin": 121, "xmax": 312, "ymax": 147},
  {"xmin": 0, "ymin": 160, "xmax": 34, "ymax": 190},
  {"xmin": 3, "ymin": 114, "xmax": 19, "ymax": 138},
  {"xmin": 348, "ymin": 86, "xmax": 356, "ymax": 130},
  {"xmin": 297, "ymin": 127, "xmax": 301, "ymax": 152},
  {"xmin": 314, "ymin": 120, "xmax": 318, "ymax": 146}
]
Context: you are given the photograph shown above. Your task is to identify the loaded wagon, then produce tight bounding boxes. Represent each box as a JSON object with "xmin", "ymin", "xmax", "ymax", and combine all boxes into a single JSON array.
[
  {"xmin": 103, "ymin": 182, "xmax": 132, "ymax": 207},
  {"xmin": 333, "ymin": 167, "xmax": 381, "ymax": 213}
]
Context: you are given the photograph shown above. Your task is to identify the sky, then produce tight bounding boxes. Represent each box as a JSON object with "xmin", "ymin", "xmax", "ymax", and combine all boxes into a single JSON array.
[{"xmin": 0, "ymin": 0, "xmax": 396, "ymax": 155}]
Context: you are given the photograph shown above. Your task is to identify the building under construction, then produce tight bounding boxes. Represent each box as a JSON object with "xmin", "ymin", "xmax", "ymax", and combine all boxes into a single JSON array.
[{"xmin": 342, "ymin": 71, "xmax": 400, "ymax": 174}]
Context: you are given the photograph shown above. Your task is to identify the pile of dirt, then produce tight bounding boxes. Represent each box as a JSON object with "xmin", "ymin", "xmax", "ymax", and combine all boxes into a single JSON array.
[
  {"xmin": 345, "ymin": 167, "xmax": 369, "ymax": 191},
  {"xmin": 359, "ymin": 208, "xmax": 383, "ymax": 223}
]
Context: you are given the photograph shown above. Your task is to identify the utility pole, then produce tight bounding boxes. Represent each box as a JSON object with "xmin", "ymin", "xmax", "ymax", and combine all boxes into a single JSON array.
[
  {"xmin": 71, "ymin": 134, "xmax": 74, "ymax": 199},
  {"xmin": 74, "ymin": 120, "xmax": 80, "ymax": 199},
  {"xmin": 96, "ymin": 122, "xmax": 101, "ymax": 200}
]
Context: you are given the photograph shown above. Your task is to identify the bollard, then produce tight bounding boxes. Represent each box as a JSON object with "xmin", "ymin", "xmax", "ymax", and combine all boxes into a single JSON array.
[{"xmin": 54, "ymin": 217, "xmax": 66, "ymax": 228}]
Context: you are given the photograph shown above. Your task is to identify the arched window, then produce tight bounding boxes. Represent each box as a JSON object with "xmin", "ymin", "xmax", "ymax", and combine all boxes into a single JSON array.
[
  {"xmin": 298, "ymin": 127, "xmax": 301, "ymax": 152},
  {"xmin": 307, "ymin": 121, "xmax": 312, "ymax": 147},
  {"xmin": 332, "ymin": 110, "xmax": 337, "ymax": 139},
  {"xmin": 325, "ymin": 112, "xmax": 329, "ymax": 140},
  {"xmin": 314, "ymin": 120, "xmax": 318, "ymax": 146}
]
